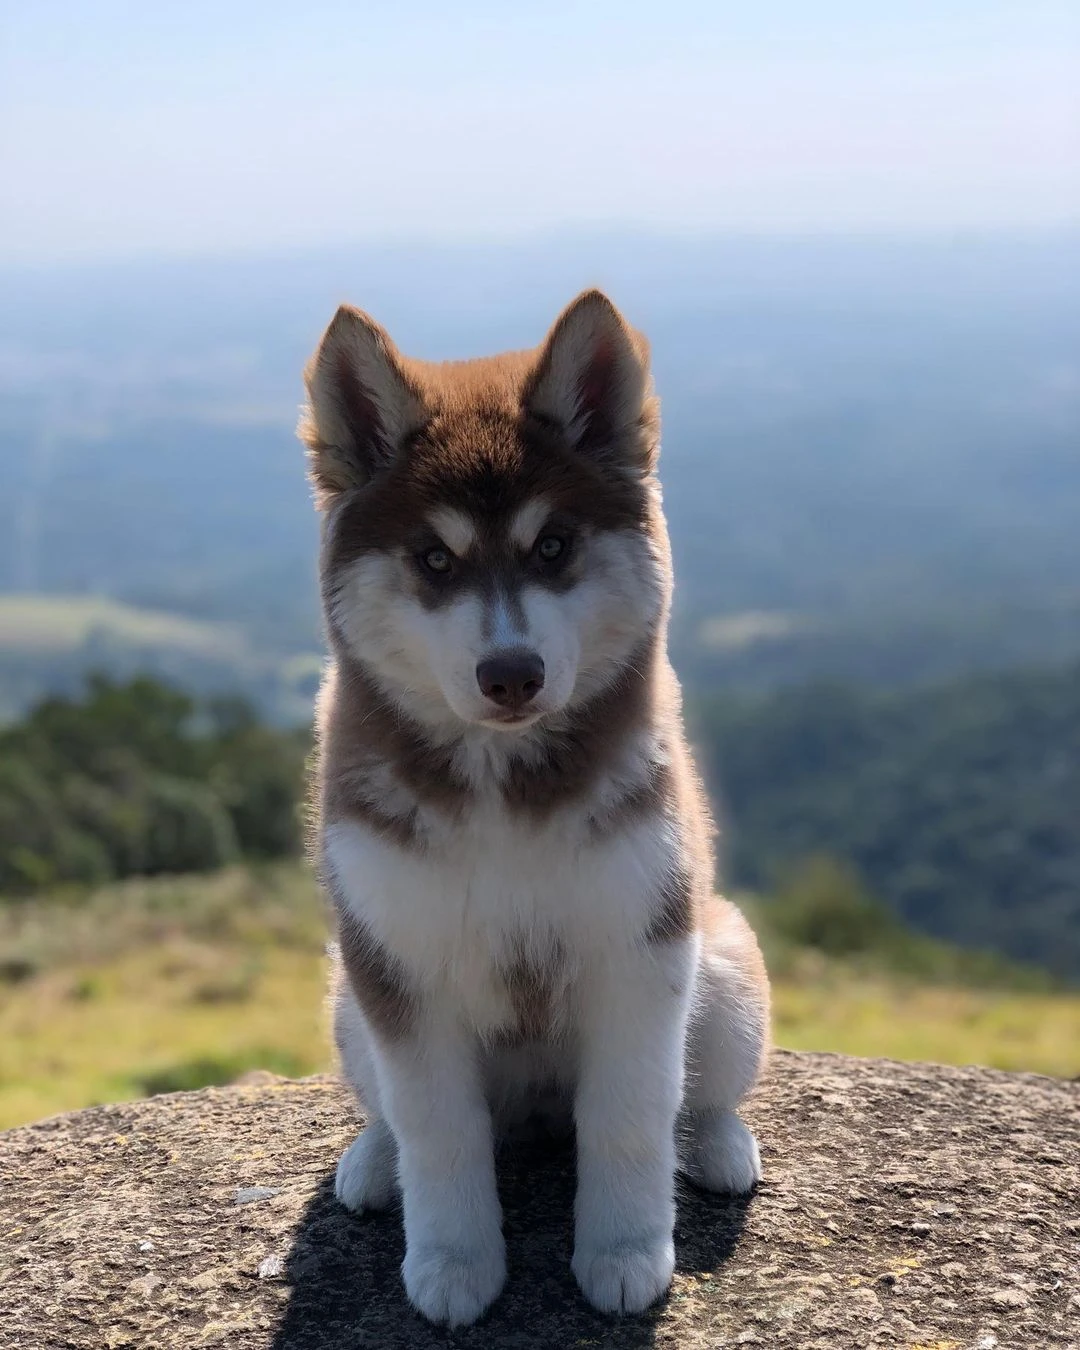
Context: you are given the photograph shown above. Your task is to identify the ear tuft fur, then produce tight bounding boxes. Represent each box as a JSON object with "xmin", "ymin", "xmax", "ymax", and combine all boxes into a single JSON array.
[
  {"xmin": 524, "ymin": 290, "xmax": 658, "ymax": 474},
  {"xmin": 298, "ymin": 306, "xmax": 427, "ymax": 508}
]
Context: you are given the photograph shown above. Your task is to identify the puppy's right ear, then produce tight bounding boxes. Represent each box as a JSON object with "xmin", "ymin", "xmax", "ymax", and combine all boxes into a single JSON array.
[{"xmin": 298, "ymin": 305, "xmax": 426, "ymax": 507}]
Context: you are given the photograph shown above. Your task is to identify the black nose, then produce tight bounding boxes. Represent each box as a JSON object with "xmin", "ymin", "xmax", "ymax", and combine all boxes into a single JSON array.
[{"xmin": 476, "ymin": 650, "xmax": 545, "ymax": 710}]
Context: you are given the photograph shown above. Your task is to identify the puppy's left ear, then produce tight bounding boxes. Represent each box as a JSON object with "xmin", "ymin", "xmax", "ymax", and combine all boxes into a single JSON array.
[{"xmin": 523, "ymin": 289, "xmax": 659, "ymax": 474}]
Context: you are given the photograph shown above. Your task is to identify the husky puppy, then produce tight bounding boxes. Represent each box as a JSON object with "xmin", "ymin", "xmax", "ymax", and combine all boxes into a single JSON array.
[{"xmin": 300, "ymin": 290, "xmax": 770, "ymax": 1326}]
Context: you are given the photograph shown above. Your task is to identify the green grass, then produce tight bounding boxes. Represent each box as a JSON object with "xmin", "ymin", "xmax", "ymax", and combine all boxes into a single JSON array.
[
  {"xmin": 0, "ymin": 866, "xmax": 331, "ymax": 1127},
  {"xmin": 0, "ymin": 864, "xmax": 1076, "ymax": 1130},
  {"xmin": 694, "ymin": 610, "xmax": 816, "ymax": 653},
  {"xmin": 0, "ymin": 593, "xmax": 249, "ymax": 660},
  {"xmin": 0, "ymin": 593, "xmax": 323, "ymax": 725}
]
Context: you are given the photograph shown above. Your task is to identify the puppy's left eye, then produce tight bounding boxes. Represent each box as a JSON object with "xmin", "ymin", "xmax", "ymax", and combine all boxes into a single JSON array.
[
  {"xmin": 422, "ymin": 547, "xmax": 453, "ymax": 575},
  {"xmin": 536, "ymin": 535, "xmax": 565, "ymax": 562}
]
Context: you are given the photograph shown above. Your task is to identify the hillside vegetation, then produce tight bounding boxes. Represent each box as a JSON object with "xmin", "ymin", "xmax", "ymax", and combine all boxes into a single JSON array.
[
  {"xmin": 1, "ymin": 861, "xmax": 1075, "ymax": 1130},
  {"xmin": 0, "ymin": 595, "xmax": 319, "ymax": 725},
  {"xmin": 4, "ymin": 671, "xmax": 1078, "ymax": 976},
  {"xmin": 0, "ymin": 675, "xmax": 305, "ymax": 893},
  {"xmin": 2, "ymin": 674, "xmax": 1076, "ymax": 1128},
  {"xmin": 695, "ymin": 663, "xmax": 1080, "ymax": 977}
]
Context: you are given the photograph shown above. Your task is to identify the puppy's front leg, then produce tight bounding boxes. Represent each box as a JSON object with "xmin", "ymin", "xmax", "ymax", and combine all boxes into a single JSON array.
[
  {"xmin": 572, "ymin": 936, "xmax": 697, "ymax": 1315},
  {"xmin": 376, "ymin": 1009, "xmax": 506, "ymax": 1327}
]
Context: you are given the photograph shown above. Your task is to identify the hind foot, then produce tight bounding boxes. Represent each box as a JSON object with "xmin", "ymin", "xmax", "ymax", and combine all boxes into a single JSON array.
[
  {"xmin": 679, "ymin": 1108, "xmax": 762, "ymax": 1194},
  {"xmin": 335, "ymin": 1117, "xmax": 399, "ymax": 1212}
]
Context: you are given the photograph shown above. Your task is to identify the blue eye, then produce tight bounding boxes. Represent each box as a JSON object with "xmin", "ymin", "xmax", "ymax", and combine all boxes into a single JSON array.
[
  {"xmin": 422, "ymin": 547, "xmax": 452, "ymax": 574},
  {"xmin": 537, "ymin": 535, "xmax": 564, "ymax": 561}
]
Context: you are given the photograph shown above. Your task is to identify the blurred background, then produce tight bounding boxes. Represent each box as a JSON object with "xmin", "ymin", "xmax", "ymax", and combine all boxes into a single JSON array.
[{"xmin": 1, "ymin": 1, "xmax": 1078, "ymax": 1127}]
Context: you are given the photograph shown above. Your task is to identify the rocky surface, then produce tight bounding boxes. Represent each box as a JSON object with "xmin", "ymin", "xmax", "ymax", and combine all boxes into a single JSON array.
[{"xmin": 1, "ymin": 1051, "xmax": 1077, "ymax": 1349}]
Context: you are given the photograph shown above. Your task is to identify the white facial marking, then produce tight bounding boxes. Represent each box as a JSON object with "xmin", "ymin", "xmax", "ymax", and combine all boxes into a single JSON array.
[
  {"xmin": 509, "ymin": 499, "xmax": 551, "ymax": 551},
  {"xmin": 517, "ymin": 587, "xmax": 581, "ymax": 713},
  {"xmin": 429, "ymin": 508, "xmax": 477, "ymax": 557},
  {"xmin": 488, "ymin": 595, "xmax": 525, "ymax": 649},
  {"xmin": 331, "ymin": 523, "xmax": 667, "ymax": 734}
]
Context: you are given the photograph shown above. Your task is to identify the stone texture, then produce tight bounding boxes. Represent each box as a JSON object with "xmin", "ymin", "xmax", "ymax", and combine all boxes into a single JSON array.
[{"xmin": 1, "ymin": 1051, "xmax": 1077, "ymax": 1349}]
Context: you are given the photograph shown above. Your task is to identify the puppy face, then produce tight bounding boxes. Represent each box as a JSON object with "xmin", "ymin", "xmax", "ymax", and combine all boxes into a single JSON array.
[{"xmin": 302, "ymin": 290, "xmax": 670, "ymax": 733}]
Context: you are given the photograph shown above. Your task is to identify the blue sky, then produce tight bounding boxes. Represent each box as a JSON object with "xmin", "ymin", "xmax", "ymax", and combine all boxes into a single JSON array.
[{"xmin": 2, "ymin": 1, "xmax": 1077, "ymax": 260}]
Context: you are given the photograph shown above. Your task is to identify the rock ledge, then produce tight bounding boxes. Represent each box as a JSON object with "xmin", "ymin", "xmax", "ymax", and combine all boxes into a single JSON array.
[{"xmin": 1, "ymin": 1052, "xmax": 1076, "ymax": 1348}]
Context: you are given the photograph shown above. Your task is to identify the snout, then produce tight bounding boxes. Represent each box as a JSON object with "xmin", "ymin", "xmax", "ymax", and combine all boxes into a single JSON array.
[{"xmin": 476, "ymin": 649, "xmax": 545, "ymax": 717}]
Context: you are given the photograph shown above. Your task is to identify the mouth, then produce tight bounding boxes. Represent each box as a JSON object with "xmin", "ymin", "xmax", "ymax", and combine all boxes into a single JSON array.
[{"xmin": 479, "ymin": 708, "xmax": 546, "ymax": 731}]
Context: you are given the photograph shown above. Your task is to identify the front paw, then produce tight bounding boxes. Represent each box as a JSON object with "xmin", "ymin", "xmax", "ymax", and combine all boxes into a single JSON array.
[
  {"xmin": 403, "ymin": 1240, "xmax": 507, "ymax": 1327},
  {"xmin": 572, "ymin": 1235, "xmax": 675, "ymax": 1315}
]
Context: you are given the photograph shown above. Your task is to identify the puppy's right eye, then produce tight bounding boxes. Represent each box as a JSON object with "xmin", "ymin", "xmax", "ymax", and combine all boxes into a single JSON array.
[{"xmin": 421, "ymin": 547, "xmax": 453, "ymax": 575}]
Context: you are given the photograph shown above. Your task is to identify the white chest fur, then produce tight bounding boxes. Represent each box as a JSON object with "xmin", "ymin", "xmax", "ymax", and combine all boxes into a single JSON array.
[{"xmin": 324, "ymin": 790, "xmax": 680, "ymax": 1029}]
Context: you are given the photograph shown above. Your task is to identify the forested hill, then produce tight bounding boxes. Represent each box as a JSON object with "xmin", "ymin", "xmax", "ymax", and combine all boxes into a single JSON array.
[
  {"xmin": 694, "ymin": 662, "xmax": 1080, "ymax": 977},
  {"xmin": 2, "ymin": 664, "xmax": 1078, "ymax": 978}
]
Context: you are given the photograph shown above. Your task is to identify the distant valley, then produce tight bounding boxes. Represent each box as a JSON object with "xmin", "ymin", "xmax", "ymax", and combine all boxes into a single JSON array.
[{"xmin": 2, "ymin": 230, "xmax": 1079, "ymax": 718}]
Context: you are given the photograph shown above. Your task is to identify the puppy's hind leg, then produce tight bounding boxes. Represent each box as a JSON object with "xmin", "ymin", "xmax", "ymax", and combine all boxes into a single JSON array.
[
  {"xmin": 679, "ymin": 898, "xmax": 770, "ymax": 1195},
  {"xmin": 332, "ymin": 962, "xmax": 399, "ymax": 1213}
]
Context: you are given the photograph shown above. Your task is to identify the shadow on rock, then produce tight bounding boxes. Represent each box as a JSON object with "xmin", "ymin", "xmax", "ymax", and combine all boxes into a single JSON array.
[{"xmin": 269, "ymin": 1135, "xmax": 752, "ymax": 1350}]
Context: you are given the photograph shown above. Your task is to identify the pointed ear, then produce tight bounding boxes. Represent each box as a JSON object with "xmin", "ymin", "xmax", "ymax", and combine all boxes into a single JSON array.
[
  {"xmin": 523, "ymin": 289, "xmax": 658, "ymax": 473},
  {"xmin": 298, "ymin": 305, "xmax": 427, "ymax": 506}
]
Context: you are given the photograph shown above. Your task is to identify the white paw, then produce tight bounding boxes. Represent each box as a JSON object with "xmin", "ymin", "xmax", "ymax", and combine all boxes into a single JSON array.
[
  {"xmin": 572, "ymin": 1235, "xmax": 675, "ymax": 1315},
  {"xmin": 402, "ymin": 1240, "xmax": 507, "ymax": 1326},
  {"xmin": 334, "ymin": 1120, "xmax": 398, "ymax": 1213},
  {"xmin": 679, "ymin": 1109, "xmax": 762, "ymax": 1194}
]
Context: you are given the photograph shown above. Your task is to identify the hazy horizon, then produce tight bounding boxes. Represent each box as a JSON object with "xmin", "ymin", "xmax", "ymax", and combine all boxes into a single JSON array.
[{"xmin": 5, "ymin": 220, "xmax": 1080, "ymax": 274}]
